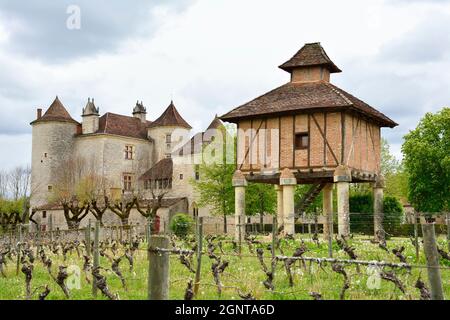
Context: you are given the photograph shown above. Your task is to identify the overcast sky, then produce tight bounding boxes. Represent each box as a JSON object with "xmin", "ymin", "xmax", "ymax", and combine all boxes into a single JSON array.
[{"xmin": 0, "ymin": 0, "xmax": 449, "ymax": 170}]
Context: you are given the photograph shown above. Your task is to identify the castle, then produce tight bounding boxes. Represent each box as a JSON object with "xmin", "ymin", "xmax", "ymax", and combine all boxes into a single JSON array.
[{"xmin": 30, "ymin": 97, "xmax": 220, "ymax": 230}]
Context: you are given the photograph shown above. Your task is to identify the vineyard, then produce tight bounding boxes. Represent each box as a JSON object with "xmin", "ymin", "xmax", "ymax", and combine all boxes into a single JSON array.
[{"xmin": 1, "ymin": 220, "xmax": 450, "ymax": 300}]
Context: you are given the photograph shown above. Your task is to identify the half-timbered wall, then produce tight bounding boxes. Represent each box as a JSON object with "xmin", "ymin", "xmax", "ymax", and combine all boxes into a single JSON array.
[{"xmin": 236, "ymin": 111, "xmax": 381, "ymax": 174}]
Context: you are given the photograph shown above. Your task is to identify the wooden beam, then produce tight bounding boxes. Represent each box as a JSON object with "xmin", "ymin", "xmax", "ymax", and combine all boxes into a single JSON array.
[{"xmin": 311, "ymin": 114, "xmax": 339, "ymax": 165}]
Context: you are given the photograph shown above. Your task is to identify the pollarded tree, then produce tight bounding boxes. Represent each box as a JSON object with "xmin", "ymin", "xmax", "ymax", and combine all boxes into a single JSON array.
[
  {"xmin": 51, "ymin": 157, "xmax": 91, "ymax": 229},
  {"xmin": 402, "ymin": 107, "xmax": 450, "ymax": 214}
]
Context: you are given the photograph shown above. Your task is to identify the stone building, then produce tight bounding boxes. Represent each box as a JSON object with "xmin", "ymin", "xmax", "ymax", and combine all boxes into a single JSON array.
[
  {"xmin": 221, "ymin": 42, "xmax": 398, "ymax": 240},
  {"xmin": 30, "ymin": 97, "xmax": 218, "ymax": 230}
]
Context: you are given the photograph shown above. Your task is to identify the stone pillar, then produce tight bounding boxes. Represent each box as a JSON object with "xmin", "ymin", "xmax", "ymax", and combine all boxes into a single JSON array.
[
  {"xmin": 280, "ymin": 169, "xmax": 297, "ymax": 236},
  {"xmin": 232, "ymin": 170, "xmax": 247, "ymax": 241},
  {"xmin": 322, "ymin": 183, "xmax": 334, "ymax": 240},
  {"xmin": 334, "ymin": 165, "xmax": 351, "ymax": 237},
  {"xmin": 275, "ymin": 185, "xmax": 284, "ymax": 231},
  {"xmin": 373, "ymin": 175, "xmax": 385, "ymax": 242}
]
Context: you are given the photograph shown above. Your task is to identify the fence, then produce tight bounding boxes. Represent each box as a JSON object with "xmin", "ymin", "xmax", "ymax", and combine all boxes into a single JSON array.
[{"xmin": 1, "ymin": 215, "xmax": 450, "ymax": 301}]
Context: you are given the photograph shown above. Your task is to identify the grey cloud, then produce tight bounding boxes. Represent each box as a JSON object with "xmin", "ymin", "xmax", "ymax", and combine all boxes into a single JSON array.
[
  {"xmin": 377, "ymin": 13, "xmax": 450, "ymax": 64},
  {"xmin": 0, "ymin": 0, "xmax": 193, "ymax": 63}
]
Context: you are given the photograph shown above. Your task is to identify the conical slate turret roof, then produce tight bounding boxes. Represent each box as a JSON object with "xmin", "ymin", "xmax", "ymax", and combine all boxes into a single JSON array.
[
  {"xmin": 279, "ymin": 42, "xmax": 342, "ymax": 73},
  {"xmin": 31, "ymin": 96, "xmax": 79, "ymax": 125},
  {"xmin": 148, "ymin": 101, "xmax": 192, "ymax": 129}
]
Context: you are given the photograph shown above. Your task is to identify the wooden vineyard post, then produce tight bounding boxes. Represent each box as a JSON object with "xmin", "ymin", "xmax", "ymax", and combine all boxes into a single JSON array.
[
  {"xmin": 36, "ymin": 223, "xmax": 41, "ymax": 257},
  {"xmin": 16, "ymin": 224, "xmax": 22, "ymax": 275},
  {"xmin": 128, "ymin": 224, "xmax": 132, "ymax": 244},
  {"xmin": 271, "ymin": 216, "xmax": 277, "ymax": 274},
  {"xmin": 421, "ymin": 223, "xmax": 444, "ymax": 300},
  {"xmin": 193, "ymin": 217, "xmax": 204, "ymax": 297},
  {"xmin": 414, "ymin": 211, "xmax": 420, "ymax": 262},
  {"xmin": 85, "ymin": 220, "xmax": 91, "ymax": 256},
  {"xmin": 148, "ymin": 236, "xmax": 170, "ymax": 300},
  {"xmin": 92, "ymin": 221, "xmax": 100, "ymax": 298}
]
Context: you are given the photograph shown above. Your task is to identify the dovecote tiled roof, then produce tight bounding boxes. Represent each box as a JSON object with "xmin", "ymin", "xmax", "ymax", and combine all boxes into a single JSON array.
[
  {"xmin": 220, "ymin": 81, "xmax": 397, "ymax": 127},
  {"xmin": 279, "ymin": 42, "xmax": 342, "ymax": 73}
]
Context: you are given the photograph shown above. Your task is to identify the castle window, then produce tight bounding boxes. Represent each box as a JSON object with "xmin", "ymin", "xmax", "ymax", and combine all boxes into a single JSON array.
[
  {"xmin": 165, "ymin": 153, "xmax": 172, "ymax": 159},
  {"xmin": 125, "ymin": 145, "xmax": 134, "ymax": 160},
  {"xmin": 48, "ymin": 185, "xmax": 53, "ymax": 192},
  {"xmin": 180, "ymin": 174, "xmax": 184, "ymax": 180},
  {"xmin": 42, "ymin": 211, "xmax": 47, "ymax": 219},
  {"xmin": 123, "ymin": 174, "xmax": 133, "ymax": 191},
  {"xmin": 44, "ymin": 153, "xmax": 48, "ymax": 158},
  {"xmin": 295, "ymin": 133, "xmax": 309, "ymax": 150},
  {"xmin": 166, "ymin": 134, "xmax": 172, "ymax": 143}
]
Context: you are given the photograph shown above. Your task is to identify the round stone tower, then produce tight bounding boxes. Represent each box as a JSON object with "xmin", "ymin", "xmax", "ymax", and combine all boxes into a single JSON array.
[
  {"xmin": 147, "ymin": 100, "xmax": 192, "ymax": 163},
  {"xmin": 30, "ymin": 96, "xmax": 80, "ymax": 210}
]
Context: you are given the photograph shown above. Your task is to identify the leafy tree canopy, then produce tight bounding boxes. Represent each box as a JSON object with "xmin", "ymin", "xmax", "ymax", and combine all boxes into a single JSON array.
[{"xmin": 402, "ymin": 107, "xmax": 450, "ymax": 212}]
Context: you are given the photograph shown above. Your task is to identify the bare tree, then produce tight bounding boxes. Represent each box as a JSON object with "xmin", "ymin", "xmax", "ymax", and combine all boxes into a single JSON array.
[
  {"xmin": 136, "ymin": 179, "xmax": 171, "ymax": 219},
  {"xmin": 8, "ymin": 166, "xmax": 31, "ymax": 201},
  {"xmin": 51, "ymin": 157, "xmax": 90, "ymax": 229}
]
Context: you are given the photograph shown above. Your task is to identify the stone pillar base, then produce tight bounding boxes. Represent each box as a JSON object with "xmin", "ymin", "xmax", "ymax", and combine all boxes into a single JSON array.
[
  {"xmin": 373, "ymin": 176, "xmax": 385, "ymax": 242},
  {"xmin": 232, "ymin": 171, "xmax": 247, "ymax": 242},
  {"xmin": 334, "ymin": 165, "xmax": 351, "ymax": 237},
  {"xmin": 280, "ymin": 169, "xmax": 297, "ymax": 236}
]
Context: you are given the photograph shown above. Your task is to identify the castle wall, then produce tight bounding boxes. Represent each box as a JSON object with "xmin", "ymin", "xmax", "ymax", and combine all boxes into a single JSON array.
[
  {"xmin": 74, "ymin": 134, "xmax": 153, "ymax": 190},
  {"xmin": 148, "ymin": 126, "xmax": 190, "ymax": 164}
]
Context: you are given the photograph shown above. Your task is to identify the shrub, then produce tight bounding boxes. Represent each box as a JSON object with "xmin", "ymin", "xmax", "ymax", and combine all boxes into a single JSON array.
[
  {"xmin": 170, "ymin": 213, "xmax": 194, "ymax": 238},
  {"xmin": 349, "ymin": 193, "xmax": 404, "ymax": 235}
]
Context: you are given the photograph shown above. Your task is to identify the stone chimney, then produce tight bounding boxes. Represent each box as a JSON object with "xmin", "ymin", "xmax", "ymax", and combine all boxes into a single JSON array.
[
  {"xmin": 82, "ymin": 97, "xmax": 100, "ymax": 134},
  {"xmin": 37, "ymin": 108, "xmax": 42, "ymax": 119},
  {"xmin": 133, "ymin": 101, "xmax": 147, "ymax": 123}
]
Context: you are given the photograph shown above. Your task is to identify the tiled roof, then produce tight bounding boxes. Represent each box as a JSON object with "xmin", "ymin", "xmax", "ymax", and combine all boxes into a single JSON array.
[
  {"xmin": 94, "ymin": 112, "xmax": 152, "ymax": 140},
  {"xmin": 31, "ymin": 96, "xmax": 79, "ymax": 125},
  {"xmin": 174, "ymin": 117, "xmax": 225, "ymax": 156},
  {"xmin": 140, "ymin": 158, "xmax": 173, "ymax": 180},
  {"xmin": 279, "ymin": 42, "xmax": 342, "ymax": 73},
  {"xmin": 138, "ymin": 197, "xmax": 187, "ymax": 209},
  {"xmin": 148, "ymin": 101, "xmax": 192, "ymax": 129},
  {"xmin": 220, "ymin": 81, "xmax": 397, "ymax": 127}
]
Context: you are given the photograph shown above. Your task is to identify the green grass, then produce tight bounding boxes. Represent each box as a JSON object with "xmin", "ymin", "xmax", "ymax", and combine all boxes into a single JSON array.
[{"xmin": 1, "ymin": 234, "xmax": 449, "ymax": 300}]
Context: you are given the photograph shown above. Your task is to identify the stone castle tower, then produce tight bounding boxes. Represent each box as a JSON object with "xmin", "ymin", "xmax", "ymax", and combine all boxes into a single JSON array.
[{"xmin": 30, "ymin": 97, "xmax": 79, "ymax": 210}]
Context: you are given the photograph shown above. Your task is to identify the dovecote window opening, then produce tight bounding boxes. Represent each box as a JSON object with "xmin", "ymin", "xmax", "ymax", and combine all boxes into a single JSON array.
[
  {"xmin": 295, "ymin": 133, "xmax": 309, "ymax": 150},
  {"xmin": 125, "ymin": 145, "xmax": 134, "ymax": 160}
]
